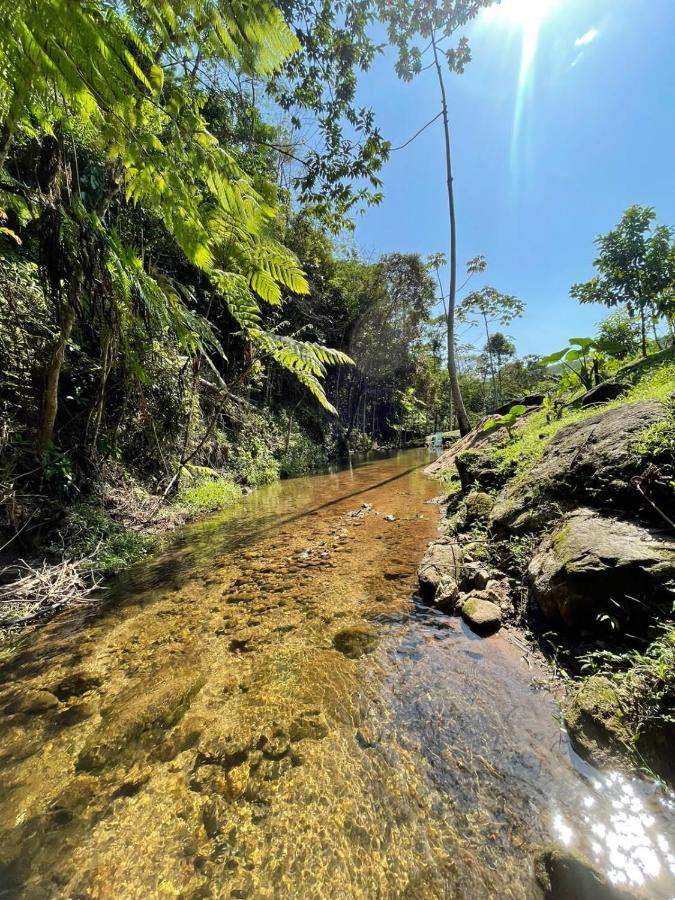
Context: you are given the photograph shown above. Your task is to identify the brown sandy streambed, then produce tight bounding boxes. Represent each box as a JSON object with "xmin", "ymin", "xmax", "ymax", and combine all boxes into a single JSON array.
[{"xmin": 0, "ymin": 449, "xmax": 673, "ymax": 898}]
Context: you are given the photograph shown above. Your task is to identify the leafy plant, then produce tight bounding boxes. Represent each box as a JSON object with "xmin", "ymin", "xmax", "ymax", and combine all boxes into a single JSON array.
[
  {"xmin": 482, "ymin": 404, "xmax": 528, "ymax": 440},
  {"xmin": 540, "ymin": 337, "xmax": 622, "ymax": 390}
]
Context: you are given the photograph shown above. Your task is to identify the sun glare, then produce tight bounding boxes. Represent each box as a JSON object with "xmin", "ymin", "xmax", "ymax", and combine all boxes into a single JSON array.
[
  {"xmin": 481, "ymin": 0, "xmax": 563, "ymax": 187},
  {"xmin": 485, "ymin": 0, "xmax": 560, "ymax": 28}
]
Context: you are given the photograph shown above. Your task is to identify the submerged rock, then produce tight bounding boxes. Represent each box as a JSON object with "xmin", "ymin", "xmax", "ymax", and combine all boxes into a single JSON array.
[
  {"xmin": 5, "ymin": 689, "xmax": 59, "ymax": 716},
  {"xmin": 289, "ymin": 709, "xmax": 329, "ymax": 742},
  {"xmin": 527, "ymin": 508, "xmax": 675, "ymax": 629},
  {"xmin": 534, "ymin": 845, "xmax": 636, "ymax": 899},
  {"xmin": 460, "ymin": 594, "xmax": 502, "ymax": 635},
  {"xmin": 77, "ymin": 670, "xmax": 204, "ymax": 771},
  {"xmin": 332, "ymin": 626, "xmax": 377, "ymax": 659}
]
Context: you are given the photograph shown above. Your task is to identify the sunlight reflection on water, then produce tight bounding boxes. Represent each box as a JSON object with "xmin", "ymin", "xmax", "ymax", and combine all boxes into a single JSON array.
[{"xmin": 553, "ymin": 752, "xmax": 675, "ymax": 893}]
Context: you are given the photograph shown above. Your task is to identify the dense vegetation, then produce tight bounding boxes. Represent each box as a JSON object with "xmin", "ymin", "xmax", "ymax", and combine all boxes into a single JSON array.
[
  {"xmin": 0, "ymin": 0, "xmax": 537, "ymax": 573},
  {"xmin": 0, "ymin": 2, "xmax": 673, "ymax": 638}
]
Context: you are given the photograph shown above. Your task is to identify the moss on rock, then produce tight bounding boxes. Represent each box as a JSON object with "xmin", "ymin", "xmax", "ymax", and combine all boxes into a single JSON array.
[{"xmin": 563, "ymin": 675, "xmax": 630, "ymax": 766}]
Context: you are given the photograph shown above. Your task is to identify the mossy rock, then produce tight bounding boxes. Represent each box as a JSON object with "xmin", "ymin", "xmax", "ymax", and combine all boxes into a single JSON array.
[
  {"xmin": 332, "ymin": 626, "xmax": 377, "ymax": 659},
  {"xmin": 563, "ymin": 675, "xmax": 630, "ymax": 766},
  {"xmin": 492, "ymin": 400, "xmax": 668, "ymax": 533},
  {"xmin": 463, "ymin": 491, "xmax": 495, "ymax": 523},
  {"xmin": 461, "ymin": 595, "xmax": 501, "ymax": 636},
  {"xmin": 455, "ymin": 450, "xmax": 512, "ymax": 492},
  {"xmin": 534, "ymin": 845, "xmax": 636, "ymax": 899}
]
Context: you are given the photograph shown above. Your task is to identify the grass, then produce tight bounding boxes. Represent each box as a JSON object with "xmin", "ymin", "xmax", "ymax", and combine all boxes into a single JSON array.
[
  {"xmin": 490, "ymin": 357, "xmax": 675, "ymax": 481},
  {"xmin": 47, "ymin": 501, "xmax": 161, "ymax": 575},
  {"xmin": 175, "ymin": 476, "xmax": 241, "ymax": 513}
]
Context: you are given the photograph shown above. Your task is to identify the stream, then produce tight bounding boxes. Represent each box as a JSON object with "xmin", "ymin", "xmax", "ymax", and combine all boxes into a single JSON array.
[{"xmin": 0, "ymin": 449, "xmax": 673, "ymax": 898}]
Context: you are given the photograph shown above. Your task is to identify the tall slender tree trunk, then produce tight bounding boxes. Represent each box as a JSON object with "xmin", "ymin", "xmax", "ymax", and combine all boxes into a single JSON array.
[
  {"xmin": 482, "ymin": 313, "xmax": 497, "ymax": 409},
  {"xmin": 36, "ymin": 305, "xmax": 75, "ymax": 456},
  {"xmin": 345, "ymin": 376, "xmax": 365, "ymax": 444},
  {"xmin": 432, "ymin": 35, "xmax": 471, "ymax": 436},
  {"xmin": 639, "ymin": 308, "xmax": 647, "ymax": 357}
]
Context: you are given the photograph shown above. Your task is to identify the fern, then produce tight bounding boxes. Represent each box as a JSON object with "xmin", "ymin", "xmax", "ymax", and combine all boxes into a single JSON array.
[{"xmin": 0, "ymin": 0, "xmax": 350, "ymax": 413}]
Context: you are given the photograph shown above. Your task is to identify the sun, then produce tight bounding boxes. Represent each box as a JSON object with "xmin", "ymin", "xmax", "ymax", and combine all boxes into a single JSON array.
[
  {"xmin": 482, "ymin": 0, "xmax": 561, "ymax": 86},
  {"xmin": 484, "ymin": 0, "xmax": 560, "ymax": 28}
]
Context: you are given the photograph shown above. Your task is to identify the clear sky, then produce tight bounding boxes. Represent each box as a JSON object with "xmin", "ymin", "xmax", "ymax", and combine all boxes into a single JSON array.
[{"xmin": 352, "ymin": 0, "xmax": 675, "ymax": 357}]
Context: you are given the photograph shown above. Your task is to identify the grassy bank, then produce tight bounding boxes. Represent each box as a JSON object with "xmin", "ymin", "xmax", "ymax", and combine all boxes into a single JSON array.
[{"xmin": 436, "ymin": 349, "xmax": 675, "ymax": 781}]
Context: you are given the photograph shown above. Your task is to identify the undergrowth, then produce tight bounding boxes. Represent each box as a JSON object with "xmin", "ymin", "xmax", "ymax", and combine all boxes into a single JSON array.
[
  {"xmin": 48, "ymin": 502, "xmax": 160, "ymax": 575},
  {"xmin": 176, "ymin": 476, "xmax": 241, "ymax": 514},
  {"xmin": 491, "ymin": 358, "xmax": 675, "ymax": 480},
  {"xmin": 578, "ymin": 625, "xmax": 675, "ymax": 765}
]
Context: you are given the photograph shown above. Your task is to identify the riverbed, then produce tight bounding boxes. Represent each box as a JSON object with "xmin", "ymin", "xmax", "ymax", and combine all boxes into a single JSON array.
[{"xmin": 0, "ymin": 450, "xmax": 673, "ymax": 898}]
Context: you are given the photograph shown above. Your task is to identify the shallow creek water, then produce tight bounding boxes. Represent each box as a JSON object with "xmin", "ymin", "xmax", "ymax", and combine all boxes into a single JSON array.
[{"xmin": 0, "ymin": 450, "xmax": 673, "ymax": 899}]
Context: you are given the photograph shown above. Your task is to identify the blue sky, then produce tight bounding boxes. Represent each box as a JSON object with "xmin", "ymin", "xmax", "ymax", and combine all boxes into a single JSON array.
[{"xmin": 352, "ymin": 0, "xmax": 675, "ymax": 357}]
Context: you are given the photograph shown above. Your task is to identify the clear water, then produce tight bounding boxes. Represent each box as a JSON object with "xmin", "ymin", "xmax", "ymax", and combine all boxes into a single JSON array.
[{"xmin": 0, "ymin": 450, "xmax": 673, "ymax": 898}]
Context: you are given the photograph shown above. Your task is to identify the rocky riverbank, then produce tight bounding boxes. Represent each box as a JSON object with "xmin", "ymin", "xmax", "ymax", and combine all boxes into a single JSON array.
[{"xmin": 418, "ymin": 352, "xmax": 675, "ymax": 788}]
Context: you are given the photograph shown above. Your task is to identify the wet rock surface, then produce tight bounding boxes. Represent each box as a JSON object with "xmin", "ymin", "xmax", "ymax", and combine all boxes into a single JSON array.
[
  {"xmin": 460, "ymin": 594, "xmax": 502, "ymax": 635},
  {"xmin": 535, "ymin": 845, "xmax": 639, "ymax": 899}
]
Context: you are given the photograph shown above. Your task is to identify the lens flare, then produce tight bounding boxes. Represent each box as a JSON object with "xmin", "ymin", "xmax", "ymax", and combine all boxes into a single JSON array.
[{"xmin": 482, "ymin": 0, "xmax": 562, "ymax": 184}]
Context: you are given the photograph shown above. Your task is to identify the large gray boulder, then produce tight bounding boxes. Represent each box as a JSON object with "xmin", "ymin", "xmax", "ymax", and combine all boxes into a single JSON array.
[
  {"xmin": 417, "ymin": 540, "xmax": 464, "ymax": 612},
  {"xmin": 491, "ymin": 400, "xmax": 666, "ymax": 533},
  {"xmin": 527, "ymin": 508, "xmax": 675, "ymax": 629}
]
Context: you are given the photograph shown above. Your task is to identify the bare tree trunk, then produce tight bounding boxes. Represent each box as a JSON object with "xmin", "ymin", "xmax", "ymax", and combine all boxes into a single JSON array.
[
  {"xmin": 345, "ymin": 376, "xmax": 365, "ymax": 444},
  {"xmin": 91, "ymin": 331, "xmax": 113, "ymax": 451},
  {"xmin": 36, "ymin": 305, "xmax": 75, "ymax": 456},
  {"xmin": 284, "ymin": 400, "xmax": 302, "ymax": 453},
  {"xmin": 640, "ymin": 308, "xmax": 647, "ymax": 357},
  {"xmin": 432, "ymin": 35, "xmax": 471, "ymax": 436}
]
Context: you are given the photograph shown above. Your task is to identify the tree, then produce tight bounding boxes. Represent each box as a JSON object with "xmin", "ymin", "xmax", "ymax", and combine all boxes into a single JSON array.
[
  {"xmin": 571, "ymin": 205, "xmax": 675, "ymax": 357},
  {"xmin": 378, "ymin": 0, "xmax": 497, "ymax": 436},
  {"xmin": 597, "ymin": 308, "xmax": 641, "ymax": 360},
  {"xmin": 0, "ymin": 0, "xmax": 352, "ymax": 455},
  {"xmin": 458, "ymin": 286, "xmax": 524, "ymax": 408},
  {"xmin": 485, "ymin": 331, "xmax": 515, "ymax": 404},
  {"xmin": 341, "ymin": 253, "xmax": 435, "ymax": 444}
]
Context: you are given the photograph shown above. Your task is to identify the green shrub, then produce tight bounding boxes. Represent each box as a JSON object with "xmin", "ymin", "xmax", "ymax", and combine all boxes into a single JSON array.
[
  {"xmin": 176, "ymin": 477, "xmax": 241, "ymax": 513},
  {"xmin": 224, "ymin": 410, "xmax": 282, "ymax": 486},
  {"xmin": 49, "ymin": 502, "xmax": 159, "ymax": 575},
  {"xmin": 280, "ymin": 430, "xmax": 328, "ymax": 477}
]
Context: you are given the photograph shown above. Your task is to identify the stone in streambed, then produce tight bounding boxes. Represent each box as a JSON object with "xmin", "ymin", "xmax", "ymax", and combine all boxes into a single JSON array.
[
  {"xmin": 534, "ymin": 845, "xmax": 636, "ymax": 899},
  {"xmin": 76, "ymin": 670, "xmax": 204, "ymax": 771},
  {"xmin": 5, "ymin": 689, "xmax": 60, "ymax": 716},
  {"xmin": 332, "ymin": 626, "xmax": 377, "ymax": 659},
  {"xmin": 289, "ymin": 709, "xmax": 329, "ymax": 742},
  {"xmin": 417, "ymin": 541, "xmax": 463, "ymax": 612},
  {"xmin": 460, "ymin": 594, "xmax": 501, "ymax": 636},
  {"xmin": 384, "ymin": 565, "xmax": 410, "ymax": 580}
]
